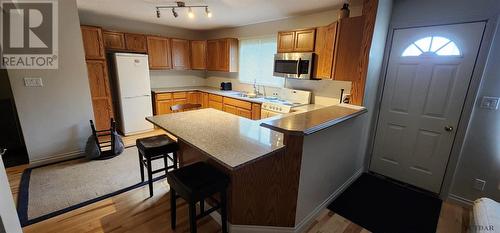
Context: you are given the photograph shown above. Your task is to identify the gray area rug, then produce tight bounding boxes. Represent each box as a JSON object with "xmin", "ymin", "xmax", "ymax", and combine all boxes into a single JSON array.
[{"xmin": 18, "ymin": 147, "xmax": 166, "ymax": 226}]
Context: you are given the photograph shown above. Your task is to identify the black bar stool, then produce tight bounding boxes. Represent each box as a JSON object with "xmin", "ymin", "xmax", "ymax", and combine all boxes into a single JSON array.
[
  {"xmin": 167, "ymin": 162, "xmax": 229, "ymax": 233},
  {"xmin": 136, "ymin": 135, "xmax": 179, "ymax": 197}
]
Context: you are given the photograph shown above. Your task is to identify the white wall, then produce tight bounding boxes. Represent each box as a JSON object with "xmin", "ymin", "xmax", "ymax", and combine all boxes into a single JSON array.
[
  {"xmin": 7, "ymin": 0, "xmax": 94, "ymax": 164},
  {"xmin": 450, "ymin": 18, "xmax": 500, "ymax": 202},
  {"xmin": 202, "ymin": 5, "xmax": 363, "ymax": 105}
]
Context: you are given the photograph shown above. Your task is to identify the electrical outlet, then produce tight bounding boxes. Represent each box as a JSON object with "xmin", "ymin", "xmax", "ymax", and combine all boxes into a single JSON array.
[
  {"xmin": 24, "ymin": 77, "xmax": 43, "ymax": 87},
  {"xmin": 480, "ymin": 96, "xmax": 499, "ymax": 110},
  {"xmin": 473, "ymin": 179, "xmax": 486, "ymax": 191}
]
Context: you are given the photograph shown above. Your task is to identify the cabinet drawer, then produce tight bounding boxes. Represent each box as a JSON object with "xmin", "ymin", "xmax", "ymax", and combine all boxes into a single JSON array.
[
  {"xmin": 223, "ymin": 104, "xmax": 239, "ymax": 115},
  {"xmin": 209, "ymin": 101, "xmax": 223, "ymax": 110},
  {"xmin": 156, "ymin": 93, "xmax": 172, "ymax": 100},
  {"xmin": 209, "ymin": 94, "xmax": 223, "ymax": 103},
  {"xmin": 173, "ymin": 92, "xmax": 187, "ymax": 99},
  {"xmin": 223, "ymin": 97, "xmax": 252, "ymax": 110},
  {"xmin": 237, "ymin": 108, "xmax": 252, "ymax": 119}
]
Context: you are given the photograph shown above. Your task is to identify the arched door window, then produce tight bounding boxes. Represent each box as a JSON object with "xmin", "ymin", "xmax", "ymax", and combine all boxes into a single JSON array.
[{"xmin": 402, "ymin": 36, "xmax": 461, "ymax": 57}]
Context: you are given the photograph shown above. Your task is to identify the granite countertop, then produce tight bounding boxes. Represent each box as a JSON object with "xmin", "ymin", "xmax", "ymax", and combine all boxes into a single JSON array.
[
  {"xmin": 151, "ymin": 86, "xmax": 269, "ymax": 104},
  {"xmin": 146, "ymin": 108, "xmax": 284, "ymax": 170},
  {"xmin": 260, "ymin": 104, "xmax": 367, "ymax": 135}
]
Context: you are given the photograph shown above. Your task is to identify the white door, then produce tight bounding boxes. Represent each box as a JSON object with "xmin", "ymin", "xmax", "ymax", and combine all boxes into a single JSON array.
[
  {"xmin": 370, "ymin": 22, "xmax": 485, "ymax": 193},
  {"xmin": 119, "ymin": 96, "xmax": 154, "ymax": 135},
  {"xmin": 114, "ymin": 53, "xmax": 151, "ymax": 98}
]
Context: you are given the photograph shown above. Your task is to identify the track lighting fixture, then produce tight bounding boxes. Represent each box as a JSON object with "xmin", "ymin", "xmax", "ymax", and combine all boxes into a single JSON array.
[{"xmin": 155, "ymin": 1, "xmax": 212, "ymax": 19}]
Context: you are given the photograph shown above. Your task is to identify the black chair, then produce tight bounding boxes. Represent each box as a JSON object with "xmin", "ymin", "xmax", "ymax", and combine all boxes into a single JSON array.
[
  {"xmin": 170, "ymin": 103, "xmax": 202, "ymax": 112},
  {"xmin": 167, "ymin": 162, "xmax": 229, "ymax": 233},
  {"xmin": 136, "ymin": 135, "xmax": 179, "ymax": 197},
  {"xmin": 90, "ymin": 118, "xmax": 120, "ymax": 160}
]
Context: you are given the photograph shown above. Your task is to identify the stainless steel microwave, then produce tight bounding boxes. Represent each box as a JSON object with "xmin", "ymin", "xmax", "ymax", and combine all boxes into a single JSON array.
[{"xmin": 273, "ymin": 52, "xmax": 313, "ymax": 79}]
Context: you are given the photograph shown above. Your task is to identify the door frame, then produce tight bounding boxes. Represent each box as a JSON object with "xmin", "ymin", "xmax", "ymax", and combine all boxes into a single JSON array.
[{"xmin": 365, "ymin": 18, "xmax": 497, "ymax": 202}]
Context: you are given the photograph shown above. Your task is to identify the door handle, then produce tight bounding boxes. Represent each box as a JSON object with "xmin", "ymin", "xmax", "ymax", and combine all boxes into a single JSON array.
[
  {"xmin": 0, "ymin": 148, "xmax": 6, "ymax": 156},
  {"xmin": 444, "ymin": 126, "xmax": 454, "ymax": 132},
  {"xmin": 296, "ymin": 58, "xmax": 302, "ymax": 77}
]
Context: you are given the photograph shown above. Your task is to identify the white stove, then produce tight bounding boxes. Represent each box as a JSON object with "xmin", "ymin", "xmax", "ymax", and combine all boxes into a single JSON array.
[{"xmin": 261, "ymin": 88, "xmax": 311, "ymax": 118}]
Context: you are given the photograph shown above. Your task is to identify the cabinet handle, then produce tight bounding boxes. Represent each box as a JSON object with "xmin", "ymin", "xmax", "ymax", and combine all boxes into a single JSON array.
[{"xmin": 444, "ymin": 126, "xmax": 454, "ymax": 132}]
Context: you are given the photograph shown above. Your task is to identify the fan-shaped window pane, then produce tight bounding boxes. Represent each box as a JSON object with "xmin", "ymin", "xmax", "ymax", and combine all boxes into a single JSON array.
[
  {"xmin": 402, "ymin": 44, "xmax": 423, "ymax": 56},
  {"xmin": 436, "ymin": 42, "xmax": 460, "ymax": 56},
  {"xmin": 402, "ymin": 36, "xmax": 461, "ymax": 57}
]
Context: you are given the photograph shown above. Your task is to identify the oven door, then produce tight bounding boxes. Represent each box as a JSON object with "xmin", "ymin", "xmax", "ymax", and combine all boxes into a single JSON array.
[{"xmin": 273, "ymin": 53, "xmax": 313, "ymax": 79}]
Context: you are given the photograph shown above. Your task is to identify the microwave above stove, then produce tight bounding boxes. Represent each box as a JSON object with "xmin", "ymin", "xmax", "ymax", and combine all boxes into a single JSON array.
[{"xmin": 273, "ymin": 52, "xmax": 313, "ymax": 79}]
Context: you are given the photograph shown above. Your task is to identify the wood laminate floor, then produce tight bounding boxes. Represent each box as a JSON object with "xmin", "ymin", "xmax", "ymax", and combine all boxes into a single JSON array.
[{"xmin": 5, "ymin": 131, "xmax": 469, "ymax": 233}]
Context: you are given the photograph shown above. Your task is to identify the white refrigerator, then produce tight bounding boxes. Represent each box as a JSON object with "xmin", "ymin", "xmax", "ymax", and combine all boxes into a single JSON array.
[{"xmin": 111, "ymin": 53, "xmax": 154, "ymax": 136}]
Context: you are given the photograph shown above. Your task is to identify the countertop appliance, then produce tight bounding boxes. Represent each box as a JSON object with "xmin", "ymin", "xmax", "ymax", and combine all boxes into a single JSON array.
[
  {"xmin": 261, "ymin": 88, "xmax": 311, "ymax": 119},
  {"xmin": 111, "ymin": 53, "xmax": 154, "ymax": 136},
  {"xmin": 220, "ymin": 82, "xmax": 232, "ymax": 91},
  {"xmin": 273, "ymin": 52, "xmax": 314, "ymax": 79}
]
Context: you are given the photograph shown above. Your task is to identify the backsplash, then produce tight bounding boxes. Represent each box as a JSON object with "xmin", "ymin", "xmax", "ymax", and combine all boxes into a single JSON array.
[{"xmin": 149, "ymin": 70, "xmax": 206, "ymax": 88}]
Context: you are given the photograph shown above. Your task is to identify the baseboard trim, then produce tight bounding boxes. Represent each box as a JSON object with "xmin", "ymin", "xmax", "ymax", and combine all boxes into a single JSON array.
[
  {"xmin": 447, "ymin": 194, "xmax": 474, "ymax": 207},
  {"xmin": 29, "ymin": 150, "xmax": 84, "ymax": 167},
  {"xmin": 208, "ymin": 168, "xmax": 363, "ymax": 233}
]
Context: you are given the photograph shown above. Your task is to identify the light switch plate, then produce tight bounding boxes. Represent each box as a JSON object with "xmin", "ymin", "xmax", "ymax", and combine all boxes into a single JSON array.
[
  {"xmin": 473, "ymin": 178, "xmax": 486, "ymax": 191},
  {"xmin": 480, "ymin": 96, "xmax": 499, "ymax": 110},
  {"xmin": 24, "ymin": 77, "xmax": 43, "ymax": 87}
]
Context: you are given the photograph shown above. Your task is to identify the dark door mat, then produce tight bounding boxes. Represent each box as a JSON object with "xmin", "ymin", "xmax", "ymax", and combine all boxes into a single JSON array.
[{"xmin": 328, "ymin": 173, "xmax": 442, "ymax": 233}]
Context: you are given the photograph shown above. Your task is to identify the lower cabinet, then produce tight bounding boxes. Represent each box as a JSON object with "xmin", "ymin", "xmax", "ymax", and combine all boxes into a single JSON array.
[{"xmin": 153, "ymin": 91, "xmax": 261, "ymax": 120}]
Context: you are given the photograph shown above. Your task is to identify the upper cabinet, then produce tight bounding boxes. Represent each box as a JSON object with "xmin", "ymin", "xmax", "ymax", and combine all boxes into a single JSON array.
[
  {"xmin": 81, "ymin": 26, "xmax": 105, "ymax": 60},
  {"xmin": 207, "ymin": 38, "xmax": 238, "ymax": 72},
  {"xmin": 277, "ymin": 28, "xmax": 316, "ymax": 53},
  {"xmin": 190, "ymin": 40, "xmax": 207, "ymax": 70},
  {"xmin": 103, "ymin": 31, "xmax": 125, "ymax": 50},
  {"xmin": 147, "ymin": 36, "xmax": 172, "ymax": 70},
  {"xmin": 313, "ymin": 16, "xmax": 364, "ymax": 81},
  {"xmin": 171, "ymin": 39, "xmax": 191, "ymax": 70},
  {"xmin": 314, "ymin": 22, "xmax": 338, "ymax": 79},
  {"xmin": 332, "ymin": 16, "xmax": 364, "ymax": 82},
  {"xmin": 124, "ymin": 33, "xmax": 147, "ymax": 53}
]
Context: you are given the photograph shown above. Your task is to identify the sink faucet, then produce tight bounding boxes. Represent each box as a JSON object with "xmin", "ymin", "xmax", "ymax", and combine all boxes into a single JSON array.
[{"xmin": 252, "ymin": 79, "xmax": 265, "ymax": 96}]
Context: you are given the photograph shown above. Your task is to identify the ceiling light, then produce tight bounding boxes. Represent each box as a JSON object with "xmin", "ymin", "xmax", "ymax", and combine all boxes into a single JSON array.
[
  {"xmin": 172, "ymin": 8, "xmax": 178, "ymax": 18},
  {"xmin": 188, "ymin": 7, "xmax": 194, "ymax": 18},
  {"xmin": 205, "ymin": 7, "xmax": 212, "ymax": 18}
]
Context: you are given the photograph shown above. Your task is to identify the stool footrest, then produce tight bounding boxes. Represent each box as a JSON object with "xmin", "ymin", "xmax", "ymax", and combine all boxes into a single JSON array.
[{"xmin": 196, "ymin": 204, "xmax": 220, "ymax": 220}]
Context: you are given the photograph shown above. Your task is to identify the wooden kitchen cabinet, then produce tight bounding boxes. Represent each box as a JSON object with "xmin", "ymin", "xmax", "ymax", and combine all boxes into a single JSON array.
[
  {"xmin": 208, "ymin": 94, "xmax": 223, "ymax": 110},
  {"xmin": 223, "ymin": 104, "xmax": 239, "ymax": 115},
  {"xmin": 187, "ymin": 91, "xmax": 202, "ymax": 104},
  {"xmin": 147, "ymin": 36, "xmax": 172, "ymax": 70},
  {"xmin": 81, "ymin": 26, "xmax": 105, "ymax": 60},
  {"xmin": 277, "ymin": 28, "xmax": 316, "ymax": 53},
  {"xmin": 125, "ymin": 33, "xmax": 147, "ymax": 52},
  {"xmin": 86, "ymin": 60, "xmax": 113, "ymax": 130},
  {"xmin": 207, "ymin": 38, "xmax": 238, "ymax": 72},
  {"xmin": 333, "ymin": 16, "xmax": 364, "ymax": 82},
  {"xmin": 201, "ymin": 92, "xmax": 209, "ymax": 108},
  {"xmin": 103, "ymin": 31, "xmax": 125, "ymax": 50},
  {"xmin": 222, "ymin": 97, "xmax": 255, "ymax": 119},
  {"xmin": 251, "ymin": 103, "xmax": 261, "ymax": 120},
  {"xmin": 153, "ymin": 92, "xmax": 172, "ymax": 115},
  {"xmin": 314, "ymin": 22, "xmax": 338, "ymax": 79},
  {"xmin": 171, "ymin": 39, "xmax": 191, "ymax": 70},
  {"xmin": 190, "ymin": 40, "xmax": 207, "ymax": 70}
]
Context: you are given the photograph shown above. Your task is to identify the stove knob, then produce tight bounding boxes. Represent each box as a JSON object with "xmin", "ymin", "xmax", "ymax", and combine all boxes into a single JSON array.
[{"xmin": 279, "ymin": 107, "xmax": 282, "ymax": 111}]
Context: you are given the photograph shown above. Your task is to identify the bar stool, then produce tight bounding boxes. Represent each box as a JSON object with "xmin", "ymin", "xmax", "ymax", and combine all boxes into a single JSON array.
[
  {"xmin": 167, "ymin": 162, "xmax": 229, "ymax": 233},
  {"xmin": 136, "ymin": 135, "xmax": 179, "ymax": 197}
]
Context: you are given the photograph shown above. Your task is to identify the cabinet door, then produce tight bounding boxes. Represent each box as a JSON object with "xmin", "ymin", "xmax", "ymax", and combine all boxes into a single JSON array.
[
  {"xmin": 156, "ymin": 99, "xmax": 172, "ymax": 115},
  {"xmin": 125, "ymin": 33, "xmax": 147, "ymax": 52},
  {"xmin": 251, "ymin": 103, "xmax": 261, "ymax": 120},
  {"xmin": 206, "ymin": 40, "xmax": 219, "ymax": 71},
  {"xmin": 237, "ymin": 108, "xmax": 252, "ymax": 119},
  {"xmin": 313, "ymin": 23, "xmax": 337, "ymax": 79},
  {"xmin": 81, "ymin": 26, "xmax": 105, "ymax": 60},
  {"xmin": 172, "ymin": 98, "xmax": 188, "ymax": 110},
  {"xmin": 333, "ymin": 16, "xmax": 364, "ymax": 81},
  {"xmin": 103, "ymin": 31, "xmax": 125, "ymax": 50},
  {"xmin": 171, "ymin": 39, "xmax": 191, "ymax": 70},
  {"xmin": 294, "ymin": 29, "xmax": 316, "ymax": 52},
  {"xmin": 216, "ymin": 39, "xmax": 229, "ymax": 71},
  {"xmin": 147, "ymin": 36, "xmax": 171, "ymax": 70},
  {"xmin": 190, "ymin": 40, "xmax": 207, "ymax": 70},
  {"xmin": 187, "ymin": 92, "xmax": 201, "ymax": 104},
  {"xmin": 202, "ymin": 92, "xmax": 209, "ymax": 108},
  {"xmin": 277, "ymin": 31, "xmax": 295, "ymax": 53},
  {"xmin": 223, "ymin": 104, "xmax": 239, "ymax": 115},
  {"xmin": 86, "ymin": 60, "xmax": 113, "ymax": 130}
]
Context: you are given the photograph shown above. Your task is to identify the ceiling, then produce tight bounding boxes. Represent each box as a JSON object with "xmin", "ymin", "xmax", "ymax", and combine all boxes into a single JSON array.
[{"xmin": 76, "ymin": 0, "xmax": 356, "ymax": 30}]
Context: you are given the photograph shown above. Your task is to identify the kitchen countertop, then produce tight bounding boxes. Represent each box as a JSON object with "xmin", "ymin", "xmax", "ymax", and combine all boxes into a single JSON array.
[
  {"xmin": 151, "ymin": 86, "xmax": 270, "ymax": 104},
  {"xmin": 146, "ymin": 108, "xmax": 284, "ymax": 170},
  {"xmin": 260, "ymin": 104, "xmax": 367, "ymax": 135}
]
